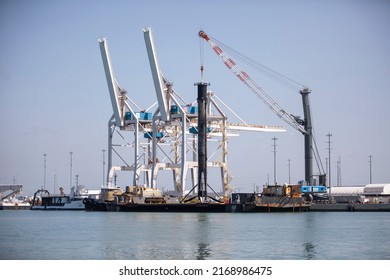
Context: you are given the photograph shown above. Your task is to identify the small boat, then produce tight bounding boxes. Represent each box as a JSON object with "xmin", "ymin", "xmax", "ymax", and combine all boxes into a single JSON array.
[
  {"xmin": 30, "ymin": 186, "xmax": 100, "ymax": 210},
  {"xmin": 249, "ymin": 184, "xmax": 311, "ymax": 212},
  {"xmin": 0, "ymin": 196, "xmax": 31, "ymax": 210},
  {"xmin": 0, "ymin": 184, "xmax": 31, "ymax": 210}
]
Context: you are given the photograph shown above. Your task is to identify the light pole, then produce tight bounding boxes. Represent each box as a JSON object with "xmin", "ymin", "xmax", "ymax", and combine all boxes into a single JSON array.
[
  {"xmin": 369, "ymin": 155, "xmax": 373, "ymax": 184},
  {"xmin": 337, "ymin": 156, "xmax": 342, "ymax": 187},
  {"xmin": 53, "ymin": 175, "xmax": 57, "ymax": 194},
  {"xmin": 272, "ymin": 137, "xmax": 277, "ymax": 185},
  {"xmin": 69, "ymin": 151, "xmax": 73, "ymax": 189},
  {"xmin": 288, "ymin": 159, "xmax": 291, "ymax": 184},
  {"xmin": 326, "ymin": 133, "xmax": 332, "ymax": 195},
  {"xmin": 43, "ymin": 153, "xmax": 47, "ymax": 190},
  {"xmin": 102, "ymin": 149, "xmax": 106, "ymax": 187}
]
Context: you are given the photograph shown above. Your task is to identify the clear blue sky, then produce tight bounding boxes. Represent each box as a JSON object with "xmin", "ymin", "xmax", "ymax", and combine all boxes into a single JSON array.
[{"xmin": 1, "ymin": 0, "xmax": 389, "ymax": 195}]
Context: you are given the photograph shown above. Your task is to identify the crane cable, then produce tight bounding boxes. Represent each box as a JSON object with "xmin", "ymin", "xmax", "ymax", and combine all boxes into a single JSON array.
[
  {"xmin": 209, "ymin": 35, "xmax": 306, "ymax": 92},
  {"xmin": 199, "ymin": 31, "xmax": 306, "ymax": 134},
  {"xmin": 201, "ymin": 31, "xmax": 326, "ymax": 175},
  {"xmin": 311, "ymin": 119, "xmax": 326, "ymax": 175}
]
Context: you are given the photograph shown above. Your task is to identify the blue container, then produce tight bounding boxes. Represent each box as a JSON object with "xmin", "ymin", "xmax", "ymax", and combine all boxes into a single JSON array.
[
  {"xmin": 144, "ymin": 132, "xmax": 164, "ymax": 139},
  {"xmin": 188, "ymin": 106, "xmax": 198, "ymax": 114},
  {"xmin": 125, "ymin": 112, "xmax": 153, "ymax": 121},
  {"xmin": 189, "ymin": 127, "xmax": 198, "ymax": 134},
  {"xmin": 124, "ymin": 112, "xmax": 132, "ymax": 120},
  {"xmin": 301, "ymin": 186, "xmax": 312, "ymax": 193},
  {"xmin": 138, "ymin": 112, "xmax": 152, "ymax": 120},
  {"xmin": 189, "ymin": 127, "xmax": 211, "ymax": 134},
  {"xmin": 170, "ymin": 105, "xmax": 179, "ymax": 114},
  {"xmin": 144, "ymin": 112, "xmax": 152, "ymax": 120},
  {"xmin": 312, "ymin": 186, "xmax": 327, "ymax": 193}
]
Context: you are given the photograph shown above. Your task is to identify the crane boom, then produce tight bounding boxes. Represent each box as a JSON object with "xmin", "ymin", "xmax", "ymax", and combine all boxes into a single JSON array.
[
  {"xmin": 143, "ymin": 28, "xmax": 170, "ymax": 122},
  {"xmin": 198, "ymin": 31, "xmax": 307, "ymax": 135},
  {"xmin": 99, "ymin": 38, "xmax": 124, "ymax": 127},
  {"xmin": 199, "ymin": 30, "xmax": 326, "ymax": 186}
]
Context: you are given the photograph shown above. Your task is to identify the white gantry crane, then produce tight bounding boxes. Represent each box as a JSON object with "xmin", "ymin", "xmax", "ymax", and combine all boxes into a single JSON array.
[
  {"xmin": 144, "ymin": 27, "xmax": 189, "ymax": 194},
  {"xmin": 98, "ymin": 29, "xmax": 286, "ymax": 199},
  {"xmin": 143, "ymin": 28, "xmax": 285, "ymax": 197},
  {"xmin": 99, "ymin": 37, "xmax": 156, "ymax": 189}
]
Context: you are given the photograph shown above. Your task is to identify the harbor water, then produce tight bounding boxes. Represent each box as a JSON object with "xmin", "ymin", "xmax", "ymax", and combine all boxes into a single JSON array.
[{"xmin": 0, "ymin": 211, "xmax": 389, "ymax": 260}]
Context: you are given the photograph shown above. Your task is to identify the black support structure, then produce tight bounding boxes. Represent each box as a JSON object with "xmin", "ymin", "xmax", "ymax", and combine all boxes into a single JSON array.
[
  {"xmin": 196, "ymin": 82, "xmax": 209, "ymax": 201},
  {"xmin": 300, "ymin": 87, "xmax": 313, "ymax": 186}
]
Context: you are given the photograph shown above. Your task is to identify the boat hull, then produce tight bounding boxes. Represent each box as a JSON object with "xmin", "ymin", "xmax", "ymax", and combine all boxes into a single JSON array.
[
  {"xmin": 83, "ymin": 198, "xmax": 230, "ymax": 212},
  {"xmin": 0, "ymin": 202, "xmax": 31, "ymax": 210},
  {"xmin": 30, "ymin": 200, "xmax": 85, "ymax": 210},
  {"xmin": 83, "ymin": 198, "xmax": 309, "ymax": 213},
  {"xmin": 251, "ymin": 204, "xmax": 310, "ymax": 212}
]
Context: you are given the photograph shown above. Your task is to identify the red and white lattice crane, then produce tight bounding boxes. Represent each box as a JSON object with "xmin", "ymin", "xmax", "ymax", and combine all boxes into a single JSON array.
[
  {"xmin": 199, "ymin": 30, "xmax": 326, "ymax": 186},
  {"xmin": 198, "ymin": 30, "xmax": 307, "ymax": 135}
]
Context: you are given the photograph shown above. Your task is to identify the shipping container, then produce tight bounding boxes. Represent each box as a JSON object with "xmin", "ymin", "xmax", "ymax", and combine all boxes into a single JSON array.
[
  {"xmin": 187, "ymin": 106, "xmax": 198, "ymax": 114},
  {"xmin": 144, "ymin": 132, "xmax": 164, "ymax": 139},
  {"xmin": 312, "ymin": 186, "xmax": 327, "ymax": 193},
  {"xmin": 171, "ymin": 105, "xmax": 198, "ymax": 115},
  {"xmin": 124, "ymin": 112, "xmax": 152, "ymax": 120},
  {"xmin": 170, "ymin": 105, "xmax": 179, "ymax": 114},
  {"xmin": 124, "ymin": 112, "xmax": 132, "ymax": 120},
  {"xmin": 189, "ymin": 127, "xmax": 211, "ymax": 134}
]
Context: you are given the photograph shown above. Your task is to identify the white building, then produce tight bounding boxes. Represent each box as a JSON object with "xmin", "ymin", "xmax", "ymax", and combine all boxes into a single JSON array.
[{"xmin": 330, "ymin": 184, "xmax": 390, "ymax": 203}]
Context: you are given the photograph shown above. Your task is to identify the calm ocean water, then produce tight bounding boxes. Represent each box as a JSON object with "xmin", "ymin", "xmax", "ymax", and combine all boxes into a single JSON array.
[{"xmin": 0, "ymin": 210, "xmax": 389, "ymax": 260}]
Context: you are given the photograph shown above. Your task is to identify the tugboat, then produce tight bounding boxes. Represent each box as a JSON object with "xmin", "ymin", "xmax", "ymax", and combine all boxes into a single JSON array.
[{"xmin": 249, "ymin": 184, "xmax": 311, "ymax": 212}]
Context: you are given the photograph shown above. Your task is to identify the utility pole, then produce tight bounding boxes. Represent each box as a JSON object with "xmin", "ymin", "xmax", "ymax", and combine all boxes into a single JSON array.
[
  {"xmin": 368, "ymin": 155, "xmax": 373, "ymax": 184},
  {"xmin": 325, "ymin": 157, "xmax": 328, "ymax": 187},
  {"xmin": 326, "ymin": 133, "xmax": 332, "ymax": 196},
  {"xmin": 272, "ymin": 137, "xmax": 277, "ymax": 185}
]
